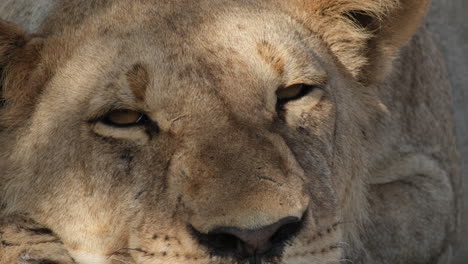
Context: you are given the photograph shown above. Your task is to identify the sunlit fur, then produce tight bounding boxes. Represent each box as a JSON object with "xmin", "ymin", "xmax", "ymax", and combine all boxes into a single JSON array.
[{"xmin": 0, "ymin": 1, "xmax": 460, "ymax": 264}]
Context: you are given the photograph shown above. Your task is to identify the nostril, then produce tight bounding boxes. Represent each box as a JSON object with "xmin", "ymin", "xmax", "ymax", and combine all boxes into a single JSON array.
[
  {"xmin": 190, "ymin": 227, "xmax": 244, "ymax": 257},
  {"xmin": 269, "ymin": 219, "xmax": 303, "ymax": 245},
  {"xmin": 191, "ymin": 216, "xmax": 304, "ymax": 260},
  {"xmin": 201, "ymin": 232, "xmax": 242, "ymax": 251}
]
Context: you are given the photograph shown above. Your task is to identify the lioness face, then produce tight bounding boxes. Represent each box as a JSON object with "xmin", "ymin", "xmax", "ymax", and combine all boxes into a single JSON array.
[{"xmin": 0, "ymin": 1, "xmax": 429, "ymax": 264}]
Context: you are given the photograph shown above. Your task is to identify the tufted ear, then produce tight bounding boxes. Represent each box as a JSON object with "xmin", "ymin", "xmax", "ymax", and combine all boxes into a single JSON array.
[
  {"xmin": 0, "ymin": 20, "xmax": 44, "ymax": 124},
  {"xmin": 282, "ymin": 0, "xmax": 430, "ymax": 84}
]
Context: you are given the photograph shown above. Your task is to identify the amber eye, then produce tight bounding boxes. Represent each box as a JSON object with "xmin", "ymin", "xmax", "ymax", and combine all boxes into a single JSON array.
[
  {"xmin": 276, "ymin": 84, "xmax": 321, "ymax": 111},
  {"xmin": 100, "ymin": 109, "xmax": 147, "ymax": 127}
]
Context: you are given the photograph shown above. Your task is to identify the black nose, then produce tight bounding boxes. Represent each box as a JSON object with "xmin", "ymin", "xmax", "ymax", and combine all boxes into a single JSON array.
[{"xmin": 191, "ymin": 216, "xmax": 303, "ymax": 262}]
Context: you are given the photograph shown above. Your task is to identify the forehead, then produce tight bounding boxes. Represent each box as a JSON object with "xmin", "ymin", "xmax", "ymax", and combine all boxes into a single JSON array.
[
  {"xmin": 44, "ymin": 1, "xmax": 327, "ymax": 121},
  {"xmin": 106, "ymin": 3, "xmax": 326, "ymax": 78}
]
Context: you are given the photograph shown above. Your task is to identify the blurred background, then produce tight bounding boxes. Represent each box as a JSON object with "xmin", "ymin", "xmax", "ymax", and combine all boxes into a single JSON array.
[{"xmin": 428, "ymin": 1, "xmax": 468, "ymax": 263}]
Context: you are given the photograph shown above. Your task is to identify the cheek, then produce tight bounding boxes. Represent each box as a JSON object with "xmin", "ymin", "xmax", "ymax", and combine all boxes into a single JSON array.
[
  {"xmin": 31, "ymin": 145, "xmax": 168, "ymax": 259},
  {"xmin": 283, "ymin": 89, "xmax": 326, "ymax": 126},
  {"xmin": 24, "ymin": 165, "xmax": 141, "ymax": 260},
  {"xmin": 288, "ymin": 99, "xmax": 336, "ymax": 162},
  {"xmin": 301, "ymin": 100, "xmax": 335, "ymax": 135}
]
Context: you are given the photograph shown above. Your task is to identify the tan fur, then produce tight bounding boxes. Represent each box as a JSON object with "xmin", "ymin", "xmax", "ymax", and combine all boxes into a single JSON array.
[
  {"xmin": 0, "ymin": 1, "xmax": 460, "ymax": 264},
  {"xmin": 257, "ymin": 41, "xmax": 286, "ymax": 76},
  {"xmin": 126, "ymin": 64, "xmax": 150, "ymax": 102}
]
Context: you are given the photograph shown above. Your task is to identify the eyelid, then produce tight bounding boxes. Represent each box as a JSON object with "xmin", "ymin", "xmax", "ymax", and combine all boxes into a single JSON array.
[
  {"xmin": 285, "ymin": 73, "xmax": 327, "ymax": 88},
  {"xmin": 91, "ymin": 121, "xmax": 151, "ymax": 144},
  {"xmin": 276, "ymin": 84, "xmax": 323, "ymax": 101}
]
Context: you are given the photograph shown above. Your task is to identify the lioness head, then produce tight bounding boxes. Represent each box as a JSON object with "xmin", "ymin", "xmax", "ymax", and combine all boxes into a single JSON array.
[{"xmin": 0, "ymin": 0, "xmax": 430, "ymax": 263}]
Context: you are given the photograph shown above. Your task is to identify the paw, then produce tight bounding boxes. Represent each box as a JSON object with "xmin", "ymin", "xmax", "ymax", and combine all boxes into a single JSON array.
[{"xmin": 0, "ymin": 215, "xmax": 75, "ymax": 264}]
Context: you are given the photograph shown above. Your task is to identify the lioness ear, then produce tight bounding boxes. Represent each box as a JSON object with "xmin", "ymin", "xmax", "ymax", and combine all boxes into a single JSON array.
[
  {"xmin": 283, "ymin": 0, "xmax": 430, "ymax": 84},
  {"xmin": 0, "ymin": 20, "xmax": 44, "ymax": 122}
]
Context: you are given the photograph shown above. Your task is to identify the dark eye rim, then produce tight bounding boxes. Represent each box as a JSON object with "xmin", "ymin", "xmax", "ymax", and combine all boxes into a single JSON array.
[
  {"xmin": 99, "ymin": 109, "xmax": 150, "ymax": 128},
  {"xmin": 276, "ymin": 84, "xmax": 323, "ymax": 112}
]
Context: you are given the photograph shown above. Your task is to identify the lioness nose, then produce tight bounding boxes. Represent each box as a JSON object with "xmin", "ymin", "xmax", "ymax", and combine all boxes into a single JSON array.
[{"xmin": 192, "ymin": 216, "xmax": 302, "ymax": 259}]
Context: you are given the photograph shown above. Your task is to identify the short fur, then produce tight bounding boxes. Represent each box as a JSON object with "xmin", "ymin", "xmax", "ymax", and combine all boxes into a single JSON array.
[{"xmin": 0, "ymin": 0, "xmax": 460, "ymax": 264}]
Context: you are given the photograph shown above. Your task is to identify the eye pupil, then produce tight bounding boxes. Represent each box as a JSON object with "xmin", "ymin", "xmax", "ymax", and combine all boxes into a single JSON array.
[{"xmin": 102, "ymin": 110, "xmax": 146, "ymax": 127}]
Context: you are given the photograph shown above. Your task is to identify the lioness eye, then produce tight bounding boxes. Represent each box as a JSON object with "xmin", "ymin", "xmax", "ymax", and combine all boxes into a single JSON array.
[
  {"xmin": 276, "ymin": 84, "xmax": 321, "ymax": 110},
  {"xmin": 101, "ymin": 110, "xmax": 147, "ymax": 127}
]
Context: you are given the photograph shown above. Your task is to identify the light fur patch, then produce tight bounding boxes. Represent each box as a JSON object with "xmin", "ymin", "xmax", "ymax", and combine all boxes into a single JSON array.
[
  {"xmin": 69, "ymin": 250, "xmax": 111, "ymax": 264},
  {"xmin": 371, "ymin": 153, "xmax": 448, "ymax": 185}
]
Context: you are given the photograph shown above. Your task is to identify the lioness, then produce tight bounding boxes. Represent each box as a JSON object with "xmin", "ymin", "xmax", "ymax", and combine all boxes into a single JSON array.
[{"xmin": 0, "ymin": 0, "xmax": 461, "ymax": 263}]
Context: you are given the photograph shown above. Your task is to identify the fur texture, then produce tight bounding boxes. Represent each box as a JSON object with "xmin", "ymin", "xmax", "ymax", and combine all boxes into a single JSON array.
[{"xmin": 0, "ymin": 0, "xmax": 460, "ymax": 264}]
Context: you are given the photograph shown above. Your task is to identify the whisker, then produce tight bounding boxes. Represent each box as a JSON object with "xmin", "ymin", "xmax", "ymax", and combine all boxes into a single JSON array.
[
  {"xmin": 335, "ymin": 242, "xmax": 351, "ymax": 248},
  {"xmin": 109, "ymin": 256, "xmax": 134, "ymax": 264},
  {"xmin": 112, "ymin": 248, "xmax": 146, "ymax": 253},
  {"xmin": 110, "ymin": 247, "xmax": 151, "ymax": 260},
  {"xmin": 170, "ymin": 114, "xmax": 188, "ymax": 125},
  {"xmin": 335, "ymin": 220, "xmax": 355, "ymax": 226}
]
